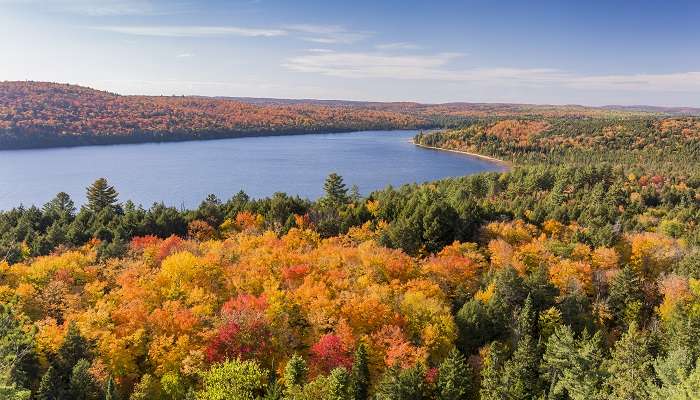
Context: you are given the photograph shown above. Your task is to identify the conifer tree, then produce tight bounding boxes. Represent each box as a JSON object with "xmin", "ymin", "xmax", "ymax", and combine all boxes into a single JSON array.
[
  {"xmin": 322, "ymin": 173, "xmax": 349, "ymax": 205},
  {"xmin": 86, "ymin": 178, "xmax": 119, "ymax": 213},
  {"xmin": 436, "ymin": 348, "xmax": 474, "ymax": 400},
  {"xmin": 604, "ymin": 323, "xmax": 655, "ymax": 400},
  {"xmin": 70, "ymin": 359, "xmax": 100, "ymax": 400},
  {"xmin": 351, "ymin": 343, "xmax": 370, "ymax": 400},
  {"xmin": 37, "ymin": 366, "xmax": 63, "ymax": 400}
]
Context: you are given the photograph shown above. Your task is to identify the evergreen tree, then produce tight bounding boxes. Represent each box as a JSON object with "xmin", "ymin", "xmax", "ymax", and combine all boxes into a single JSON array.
[
  {"xmin": 479, "ymin": 342, "xmax": 507, "ymax": 400},
  {"xmin": 58, "ymin": 322, "xmax": 91, "ymax": 372},
  {"xmin": 284, "ymin": 354, "xmax": 308, "ymax": 387},
  {"xmin": 327, "ymin": 367, "xmax": 351, "ymax": 400},
  {"xmin": 70, "ymin": 359, "xmax": 100, "ymax": 400},
  {"xmin": 86, "ymin": 178, "xmax": 119, "ymax": 213},
  {"xmin": 37, "ymin": 366, "xmax": 64, "ymax": 400},
  {"xmin": 105, "ymin": 376, "xmax": 119, "ymax": 400},
  {"xmin": 542, "ymin": 325, "xmax": 607, "ymax": 400},
  {"xmin": 604, "ymin": 323, "xmax": 655, "ymax": 400},
  {"xmin": 351, "ymin": 343, "xmax": 370, "ymax": 400},
  {"xmin": 43, "ymin": 192, "xmax": 76, "ymax": 220},
  {"xmin": 608, "ymin": 265, "xmax": 645, "ymax": 327},
  {"xmin": 436, "ymin": 348, "xmax": 474, "ymax": 400},
  {"xmin": 322, "ymin": 173, "xmax": 349, "ymax": 205},
  {"xmin": 374, "ymin": 364, "xmax": 430, "ymax": 400},
  {"xmin": 500, "ymin": 295, "xmax": 542, "ymax": 400}
]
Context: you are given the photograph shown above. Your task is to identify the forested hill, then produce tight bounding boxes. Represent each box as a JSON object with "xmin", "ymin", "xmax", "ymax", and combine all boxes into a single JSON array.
[{"xmin": 3, "ymin": 81, "xmax": 695, "ymax": 150}]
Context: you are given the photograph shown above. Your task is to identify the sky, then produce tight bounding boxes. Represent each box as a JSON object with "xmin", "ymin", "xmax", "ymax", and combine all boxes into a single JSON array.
[{"xmin": 1, "ymin": 0, "xmax": 699, "ymax": 106}]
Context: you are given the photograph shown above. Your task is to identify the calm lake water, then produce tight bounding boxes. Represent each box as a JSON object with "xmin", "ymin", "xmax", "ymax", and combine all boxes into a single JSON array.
[{"xmin": 0, "ymin": 130, "xmax": 505, "ymax": 210}]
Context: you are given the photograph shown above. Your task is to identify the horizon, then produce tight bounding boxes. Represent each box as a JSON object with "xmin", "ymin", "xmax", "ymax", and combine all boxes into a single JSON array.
[
  {"xmin": 2, "ymin": 0, "xmax": 700, "ymax": 107},
  {"xmin": 4, "ymin": 80, "xmax": 700, "ymax": 110}
]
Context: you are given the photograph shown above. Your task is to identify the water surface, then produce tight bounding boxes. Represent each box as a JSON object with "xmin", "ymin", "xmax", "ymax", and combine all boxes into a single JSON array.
[{"xmin": 0, "ymin": 130, "xmax": 505, "ymax": 210}]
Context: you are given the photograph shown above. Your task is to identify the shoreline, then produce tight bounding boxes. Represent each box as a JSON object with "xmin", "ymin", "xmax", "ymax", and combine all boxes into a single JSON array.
[{"xmin": 411, "ymin": 140, "xmax": 512, "ymax": 169}]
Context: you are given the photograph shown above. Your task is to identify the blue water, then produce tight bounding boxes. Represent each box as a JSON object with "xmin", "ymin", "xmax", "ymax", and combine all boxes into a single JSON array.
[{"xmin": 0, "ymin": 130, "xmax": 505, "ymax": 210}]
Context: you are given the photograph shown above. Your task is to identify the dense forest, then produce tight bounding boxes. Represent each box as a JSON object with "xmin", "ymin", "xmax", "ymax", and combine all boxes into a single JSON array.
[
  {"xmin": 3, "ymin": 100, "xmax": 700, "ymax": 398},
  {"xmin": 4, "ymin": 81, "xmax": 695, "ymax": 149}
]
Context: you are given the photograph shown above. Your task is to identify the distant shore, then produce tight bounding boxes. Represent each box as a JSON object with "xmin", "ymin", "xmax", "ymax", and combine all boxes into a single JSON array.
[{"xmin": 411, "ymin": 140, "xmax": 511, "ymax": 169}]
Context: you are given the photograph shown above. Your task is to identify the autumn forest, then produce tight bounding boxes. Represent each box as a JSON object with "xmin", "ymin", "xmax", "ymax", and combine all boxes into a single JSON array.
[{"xmin": 2, "ymin": 82, "xmax": 700, "ymax": 400}]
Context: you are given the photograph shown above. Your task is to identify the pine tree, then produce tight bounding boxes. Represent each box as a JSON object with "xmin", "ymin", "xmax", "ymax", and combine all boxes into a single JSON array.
[
  {"xmin": 70, "ymin": 359, "xmax": 99, "ymax": 400},
  {"xmin": 604, "ymin": 323, "xmax": 655, "ymax": 400},
  {"xmin": 322, "ymin": 173, "xmax": 349, "ymax": 205},
  {"xmin": 351, "ymin": 343, "xmax": 370, "ymax": 400},
  {"xmin": 436, "ymin": 348, "xmax": 474, "ymax": 400},
  {"xmin": 284, "ymin": 354, "xmax": 308, "ymax": 387},
  {"xmin": 37, "ymin": 366, "xmax": 63, "ymax": 400},
  {"xmin": 479, "ymin": 342, "xmax": 507, "ymax": 400},
  {"xmin": 374, "ymin": 364, "xmax": 430, "ymax": 400},
  {"xmin": 608, "ymin": 265, "xmax": 645, "ymax": 327},
  {"xmin": 328, "ymin": 367, "xmax": 351, "ymax": 400},
  {"xmin": 501, "ymin": 295, "xmax": 542, "ymax": 400},
  {"xmin": 86, "ymin": 178, "xmax": 119, "ymax": 213},
  {"xmin": 59, "ymin": 322, "xmax": 90, "ymax": 371},
  {"xmin": 105, "ymin": 376, "xmax": 119, "ymax": 400}
]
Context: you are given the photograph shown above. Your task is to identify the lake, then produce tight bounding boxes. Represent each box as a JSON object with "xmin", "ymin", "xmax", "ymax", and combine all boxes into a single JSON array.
[{"xmin": 0, "ymin": 130, "xmax": 505, "ymax": 210}]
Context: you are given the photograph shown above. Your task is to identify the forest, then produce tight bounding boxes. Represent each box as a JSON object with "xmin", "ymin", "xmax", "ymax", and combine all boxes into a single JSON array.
[
  {"xmin": 1, "ymin": 81, "xmax": 689, "ymax": 150},
  {"xmin": 2, "ymin": 104, "xmax": 700, "ymax": 399}
]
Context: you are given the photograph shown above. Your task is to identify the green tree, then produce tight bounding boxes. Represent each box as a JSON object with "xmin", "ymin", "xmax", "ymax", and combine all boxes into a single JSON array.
[
  {"xmin": 0, "ymin": 304, "xmax": 37, "ymax": 395},
  {"xmin": 130, "ymin": 374, "xmax": 160, "ymax": 400},
  {"xmin": 37, "ymin": 366, "xmax": 64, "ymax": 400},
  {"xmin": 105, "ymin": 376, "xmax": 120, "ymax": 400},
  {"xmin": 479, "ymin": 342, "xmax": 507, "ymax": 400},
  {"xmin": 70, "ymin": 359, "xmax": 100, "ymax": 400},
  {"xmin": 86, "ymin": 178, "xmax": 119, "ymax": 213},
  {"xmin": 604, "ymin": 323, "xmax": 655, "ymax": 400},
  {"xmin": 351, "ymin": 344, "xmax": 370, "ymax": 400},
  {"xmin": 197, "ymin": 359, "xmax": 267, "ymax": 400},
  {"xmin": 322, "ymin": 173, "xmax": 349, "ymax": 205},
  {"xmin": 608, "ymin": 265, "xmax": 645, "ymax": 327},
  {"xmin": 58, "ymin": 322, "xmax": 91, "ymax": 372},
  {"xmin": 327, "ymin": 367, "xmax": 351, "ymax": 400},
  {"xmin": 542, "ymin": 325, "xmax": 606, "ymax": 400},
  {"xmin": 284, "ymin": 354, "xmax": 308, "ymax": 388},
  {"xmin": 436, "ymin": 348, "xmax": 474, "ymax": 400},
  {"xmin": 374, "ymin": 364, "xmax": 430, "ymax": 400}
]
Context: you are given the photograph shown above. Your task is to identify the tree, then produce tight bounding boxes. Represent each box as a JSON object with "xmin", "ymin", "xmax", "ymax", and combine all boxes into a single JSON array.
[
  {"xmin": 608, "ymin": 265, "xmax": 646, "ymax": 327},
  {"xmin": 436, "ymin": 348, "xmax": 474, "ymax": 400},
  {"xmin": 604, "ymin": 323, "xmax": 655, "ymax": 400},
  {"xmin": 86, "ymin": 178, "xmax": 119, "ymax": 213},
  {"xmin": 105, "ymin": 376, "xmax": 120, "ymax": 400},
  {"xmin": 327, "ymin": 367, "xmax": 351, "ymax": 400},
  {"xmin": 284, "ymin": 354, "xmax": 308, "ymax": 388},
  {"xmin": 70, "ymin": 359, "xmax": 100, "ymax": 400},
  {"xmin": 374, "ymin": 364, "xmax": 430, "ymax": 400},
  {"xmin": 36, "ymin": 366, "xmax": 63, "ymax": 400},
  {"xmin": 58, "ymin": 322, "xmax": 91, "ymax": 372},
  {"xmin": 197, "ymin": 359, "xmax": 267, "ymax": 400},
  {"xmin": 351, "ymin": 344, "xmax": 370, "ymax": 400},
  {"xmin": 43, "ymin": 192, "xmax": 76, "ymax": 219},
  {"xmin": 322, "ymin": 173, "xmax": 349, "ymax": 205},
  {"xmin": 542, "ymin": 325, "xmax": 607, "ymax": 400}
]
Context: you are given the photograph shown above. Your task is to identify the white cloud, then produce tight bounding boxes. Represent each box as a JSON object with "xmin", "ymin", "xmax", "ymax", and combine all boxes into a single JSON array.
[
  {"xmin": 176, "ymin": 53, "xmax": 194, "ymax": 58},
  {"xmin": 93, "ymin": 25, "xmax": 287, "ymax": 38},
  {"xmin": 284, "ymin": 50, "xmax": 700, "ymax": 92},
  {"xmin": 375, "ymin": 42, "xmax": 421, "ymax": 50},
  {"xmin": 284, "ymin": 24, "xmax": 372, "ymax": 44},
  {"xmin": 0, "ymin": 0, "xmax": 176, "ymax": 16}
]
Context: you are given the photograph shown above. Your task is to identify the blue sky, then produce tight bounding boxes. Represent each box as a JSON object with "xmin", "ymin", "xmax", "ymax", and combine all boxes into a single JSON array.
[{"xmin": 1, "ymin": 0, "xmax": 699, "ymax": 106}]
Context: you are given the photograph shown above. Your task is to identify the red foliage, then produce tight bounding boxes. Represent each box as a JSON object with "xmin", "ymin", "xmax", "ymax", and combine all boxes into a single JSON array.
[
  {"xmin": 310, "ymin": 334, "xmax": 353, "ymax": 374},
  {"xmin": 156, "ymin": 235, "xmax": 185, "ymax": 262},
  {"xmin": 205, "ymin": 294, "xmax": 271, "ymax": 363},
  {"xmin": 129, "ymin": 235, "xmax": 160, "ymax": 252}
]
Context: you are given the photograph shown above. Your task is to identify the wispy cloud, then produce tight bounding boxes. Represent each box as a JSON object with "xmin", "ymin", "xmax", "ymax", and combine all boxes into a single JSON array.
[
  {"xmin": 375, "ymin": 42, "xmax": 421, "ymax": 50},
  {"xmin": 284, "ymin": 24, "xmax": 372, "ymax": 44},
  {"xmin": 93, "ymin": 25, "xmax": 287, "ymax": 38},
  {"xmin": 0, "ymin": 0, "xmax": 185, "ymax": 16},
  {"xmin": 176, "ymin": 53, "xmax": 194, "ymax": 58},
  {"xmin": 284, "ymin": 50, "xmax": 700, "ymax": 92}
]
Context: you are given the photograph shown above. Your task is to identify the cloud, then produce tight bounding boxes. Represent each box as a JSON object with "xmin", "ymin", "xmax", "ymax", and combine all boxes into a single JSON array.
[
  {"xmin": 176, "ymin": 53, "xmax": 194, "ymax": 58},
  {"xmin": 93, "ymin": 25, "xmax": 287, "ymax": 38},
  {"xmin": 284, "ymin": 50, "xmax": 700, "ymax": 92},
  {"xmin": 0, "ymin": 0, "xmax": 180, "ymax": 16},
  {"xmin": 375, "ymin": 42, "xmax": 421, "ymax": 50},
  {"xmin": 284, "ymin": 24, "xmax": 372, "ymax": 44}
]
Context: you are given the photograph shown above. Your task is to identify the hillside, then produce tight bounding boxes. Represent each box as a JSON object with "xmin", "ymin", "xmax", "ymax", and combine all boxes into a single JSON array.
[{"xmin": 2, "ymin": 81, "xmax": 692, "ymax": 150}]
